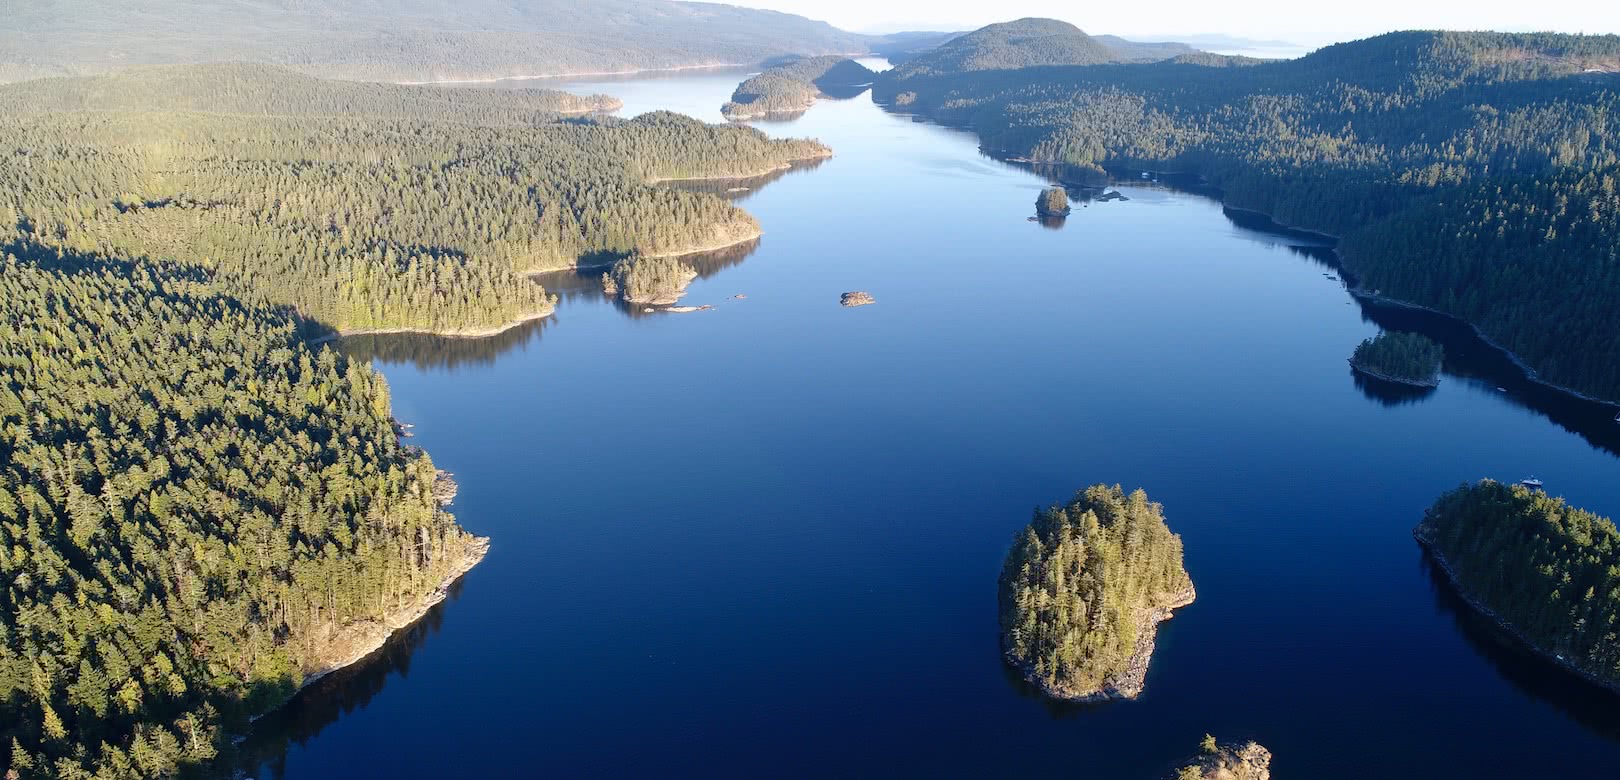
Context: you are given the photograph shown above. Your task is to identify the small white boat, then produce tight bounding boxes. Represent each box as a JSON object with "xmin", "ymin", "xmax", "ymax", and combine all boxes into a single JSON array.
[
  {"xmin": 1520, "ymin": 476, "xmax": 1545, "ymax": 490},
  {"xmin": 1141, "ymin": 171, "xmax": 1151, "ymax": 179}
]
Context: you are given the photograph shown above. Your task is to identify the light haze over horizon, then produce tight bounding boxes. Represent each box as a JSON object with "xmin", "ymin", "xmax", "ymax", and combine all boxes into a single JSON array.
[{"xmin": 722, "ymin": 0, "xmax": 1620, "ymax": 50}]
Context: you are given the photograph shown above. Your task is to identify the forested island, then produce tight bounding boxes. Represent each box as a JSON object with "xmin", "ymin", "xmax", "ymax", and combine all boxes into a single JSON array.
[
  {"xmin": 0, "ymin": 240, "xmax": 490, "ymax": 777},
  {"xmin": 873, "ymin": 25, "xmax": 1620, "ymax": 402},
  {"xmin": 1036, "ymin": 187, "xmax": 1072, "ymax": 217},
  {"xmin": 1169, "ymin": 737, "xmax": 1273, "ymax": 780},
  {"xmin": 1349, "ymin": 332, "xmax": 1444, "ymax": 387},
  {"xmin": 722, "ymin": 57, "xmax": 878, "ymax": 120},
  {"xmin": 1000, "ymin": 485, "xmax": 1195, "ymax": 701},
  {"xmin": 0, "ymin": 64, "xmax": 829, "ymax": 338},
  {"xmin": 1416, "ymin": 480, "xmax": 1620, "ymax": 693},
  {"xmin": 604, "ymin": 255, "xmax": 700, "ymax": 305}
]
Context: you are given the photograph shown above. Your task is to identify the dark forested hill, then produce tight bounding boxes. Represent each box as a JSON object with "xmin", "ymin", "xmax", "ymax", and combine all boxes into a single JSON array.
[
  {"xmin": 873, "ymin": 28, "xmax": 1620, "ymax": 401},
  {"xmin": 885, "ymin": 18, "xmax": 1122, "ymax": 79},
  {"xmin": 0, "ymin": 65, "xmax": 829, "ymax": 337},
  {"xmin": 0, "ymin": 0, "xmax": 918, "ymax": 83}
]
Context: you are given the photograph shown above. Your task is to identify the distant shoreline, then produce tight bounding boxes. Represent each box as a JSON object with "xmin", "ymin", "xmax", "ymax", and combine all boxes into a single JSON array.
[{"xmin": 398, "ymin": 62, "xmax": 750, "ymax": 86}]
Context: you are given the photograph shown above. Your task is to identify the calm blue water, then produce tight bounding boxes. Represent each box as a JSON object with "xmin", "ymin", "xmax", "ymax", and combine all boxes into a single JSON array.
[{"xmin": 247, "ymin": 64, "xmax": 1620, "ymax": 779}]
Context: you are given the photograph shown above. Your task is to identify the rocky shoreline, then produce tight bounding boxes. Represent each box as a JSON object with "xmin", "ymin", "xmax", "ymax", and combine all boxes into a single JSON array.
[
  {"xmin": 251, "ymin": 535, "xmax": 490, "ymax": 723},
  {"xmin": 1415, "ymin": 526, "xmax": 1620, "ymax": 696},
  {"xmin": 1348, "ymin": 360, "xmax": 1440, "ymax": 388},
  {"xmin": 1009, "ymin": 586, "xmax": 1196, "ymax": 702},
  {"xmin": 645, "ymin": 149, "xmax": 835, "ymax": 184},
  {"xmin": 305, "ymin": 307, "xmax": 556, "ymax": 346}
]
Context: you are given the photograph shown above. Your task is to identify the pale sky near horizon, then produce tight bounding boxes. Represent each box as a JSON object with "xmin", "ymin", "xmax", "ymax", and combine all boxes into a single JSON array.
[{"xmin": 725, "ymin": 0, "xmax": 1620, "ymax": 49}]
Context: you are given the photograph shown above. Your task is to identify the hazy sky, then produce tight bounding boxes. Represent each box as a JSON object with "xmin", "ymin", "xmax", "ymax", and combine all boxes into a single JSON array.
[{"xmin": 728, "ymin": 0, "xmax": 1620, "ymax": 49}]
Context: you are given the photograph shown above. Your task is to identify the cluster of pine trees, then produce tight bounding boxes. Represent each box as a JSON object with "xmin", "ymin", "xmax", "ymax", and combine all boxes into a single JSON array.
[
  {"xmin": 0, "ymin": 66, "xmax": 829, "ymax": 336},
  {"xmin": 604, "ymin": 255, "xmax": 700, "ymax": 305},
  {"xmin": 1350, "ymin": 332, "xmax": 1444, "ymax": 385},
  {"xmin": 0, "ymin": 241, "xmax": 487, "ymax": 778},
  {"xmin": 999, "ymin": 485, "xmax": 1193, "ymax": 699},
  {"xmin": 1417, "ymin": 480, "xmax": 1620, "ymax": 691},
  {"xmin": 874, "ymin": 29, "xmax": 1620, "ymax": 400}
]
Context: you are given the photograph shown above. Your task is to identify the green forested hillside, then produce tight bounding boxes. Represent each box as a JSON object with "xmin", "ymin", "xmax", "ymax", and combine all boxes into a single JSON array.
[
  {"xmin": 886, "ymin": 18, "xmax": 1122, "ymax": 80},
  {"xmin": 722, "ymin": 57, "xmax": 877, "ymax": 119},
  {"xmin": 0, "ymin": 241, "xmax": 488, "ymax": 778},
  {"xmin": 0, "ymin": 0, "xmax": 904, "ymax": 84},
  {"xmin": 1417, "ymin": 480, "xmax": 1620, "ymax": 691},
  {"xmin": 0, "ymin": 66, "xmax": 829, "ymax": 336},
  {"xmin": 1000, "ymin": 485, "xmax": 1193, "ymax": 700},
  {"xmin": 874, "ymin": 28, "xmax": 1620, "ymax": 400}
]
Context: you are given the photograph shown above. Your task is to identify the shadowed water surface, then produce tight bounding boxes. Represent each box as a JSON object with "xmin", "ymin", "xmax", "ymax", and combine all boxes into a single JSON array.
[{"xmin": 251, "ymin": 60, "xmax": 1620, "ymax": 779}]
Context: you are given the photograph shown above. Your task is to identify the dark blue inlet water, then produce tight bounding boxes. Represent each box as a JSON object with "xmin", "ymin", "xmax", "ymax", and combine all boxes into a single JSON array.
[{"xmin": 246, "ymin": 63, "xmax": 1620, "ymax": 779}]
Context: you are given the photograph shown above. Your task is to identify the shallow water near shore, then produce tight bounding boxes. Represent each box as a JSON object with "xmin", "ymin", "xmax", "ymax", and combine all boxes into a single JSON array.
[{"xmin": 247, "ymin": 61, "xmax": 1620, "ymax": 778}]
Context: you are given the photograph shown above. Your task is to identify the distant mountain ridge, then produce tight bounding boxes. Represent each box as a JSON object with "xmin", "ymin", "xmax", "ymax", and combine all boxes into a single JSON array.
[{"xmin": 0, "ymin": 0, "xmax": 916, "ymax": 83}]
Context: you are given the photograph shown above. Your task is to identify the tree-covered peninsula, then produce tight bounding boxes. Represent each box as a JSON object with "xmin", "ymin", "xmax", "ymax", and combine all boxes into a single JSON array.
[
  {"xmin": 0, "ymin": 241, "xmax": 488, "ymax": 778},
  {"xmin": 0, "ymin": 65, "xmax": 830, "ymax": 338},
  {"xmin": 1416, "ymin": 480, "xmax": 1620, "ymax": 693},
  {"xmin": 1350, "ymin": 332, "xmax": 1444, "ymax": 387},
  {"xmin": 873, "ymin": 26, "xmax": 1620, "ymax": 401},
  {"xmin": 721, "ymin": 56, "xmax": 878, "ymax": 120},
  {"xmin": 1000, "ymin": 485, "xmax": 1194, "ymax": 701}
]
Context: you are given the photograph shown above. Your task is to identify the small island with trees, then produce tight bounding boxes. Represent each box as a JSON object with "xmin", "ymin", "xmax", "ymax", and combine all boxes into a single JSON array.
[
  {"xmin": 1035, "ymin": 186, "xmax": 1072, "ymax": 217},
  {"xmin": 604, "ymin": 254, "xmax": 700, "ymax": 305},
  {"xmin": 1000, "ymin": 484, "xmax": 1195, "ymax": 701},
  {"xmin": 722, "ymin": 56, "xmax": 877, "ymax": 120},
  {"xmin": 1415, "ymin": 480, "xmax": 1620, "ymax": 694},
  {"xmin": 1349, "ymin": 331, "xmax": 1444, "ymax": 387},
  {"xmin": 1168, "ymin": 736, "xmax": 1273, "ymax": 780}
]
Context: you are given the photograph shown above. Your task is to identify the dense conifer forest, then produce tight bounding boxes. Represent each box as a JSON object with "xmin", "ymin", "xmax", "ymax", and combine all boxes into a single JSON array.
[
  {"xmin": 721, "ymin": 57, "xmax": 877, "ymax": 119},
  {"xmin": 1416, "ymin": 480, "xmax": 1620, "ymax": 692},
  {"xmin": 1350, "ymin": 332, "xmax": 1444, "ymax": 386},
  {"xmin": 873, "ymin": 28, "xmax": 1620, "ymax": 400},
  {"xmin": 0, "ymin": 65, "xmax": 829, "ymax": 336},
  {"xmin": 1000, "ymin": 485, "xmax": 1194, "ymax": 700},
  {"xmin": 0, "ymin": 62, "xmax": 835, "ymax": 778},
  {"xmin": 0, "ymin": 240, "xmax": 488, "ymax": 778}
]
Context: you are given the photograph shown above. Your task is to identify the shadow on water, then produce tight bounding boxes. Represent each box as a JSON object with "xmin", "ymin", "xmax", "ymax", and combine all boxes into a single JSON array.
[
  {"xmin": 1213, "ymin": 205, "xmax": 1620, "ymax": 457},
  {"xmin": 337, "ymin": 317, "xmax": 554, "ymax": 372},
  {"xmin": 665, "ymin": 157, "xmax": 828, "ymax": 202},
  {"xmin": 1352, "ymin": 369, "xmax": 1439, "ymax": 407},
  {"xmin": 231, "ymin": 580, "xmax": 470, "ymax": 779},
  {"xmin": 1420, "ymin": 554, "xmax": 1620, "ymax": 741}
]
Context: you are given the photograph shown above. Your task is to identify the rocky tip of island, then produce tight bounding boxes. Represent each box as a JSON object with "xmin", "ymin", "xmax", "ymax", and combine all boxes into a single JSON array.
[{"xmin": 1166, "ymin": 738, "xmax": 1272, "ymax": 780}]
